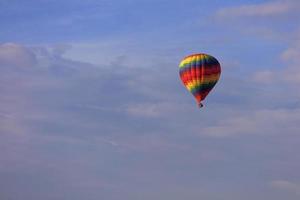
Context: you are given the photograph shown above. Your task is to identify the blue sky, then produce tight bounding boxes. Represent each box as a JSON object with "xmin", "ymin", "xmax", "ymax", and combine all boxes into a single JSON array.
[{"xmin": 1, "ymin": 0, "xmax": 300, "ymax": 199}]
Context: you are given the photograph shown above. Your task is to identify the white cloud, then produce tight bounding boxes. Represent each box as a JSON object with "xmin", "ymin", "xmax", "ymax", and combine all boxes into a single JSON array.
[
  {"xmin": 271, "ymin": 180, "xmax": 300, "ymax": 195},
  {"xmin": 281, "ymin": 39, "xmax": 300, "ymax": 63},
  {"xmin": 216, "ymin": 1, "xmax": 295, "ymax": 18},
  {"xmin": 0, "ymin": 43, "xmax": 37, "ymax": 68},
  {"xmin": 201, "ymin": 108, "xmax": 300, "ymax": 137},
  {"xmin": 126, "ymin": 103, "xmax": 163, "ymax": 117},
  {"xmin": 282, "ymin": 49, "xmax": 300, "ymax": 63},
  {"xmin": 125, "ymin": 102, "xmax": 189, "ymax": 118},
  {"xmin": 254, "ymin": 39, "xmax": 300, "ymax": 84},
  {"xmin": 252, "ymin": 70, "xmax": 275, "ymax": 84},
  {"xmin": 281, "ymin": 67, "xmax": 300, "ymax": 83}
]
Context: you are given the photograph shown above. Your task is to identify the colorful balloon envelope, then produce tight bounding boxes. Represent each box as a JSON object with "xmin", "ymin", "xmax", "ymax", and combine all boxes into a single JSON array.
[{"xmin": 179, "ymin": 53, "xmax": 221, "ymax": 108}]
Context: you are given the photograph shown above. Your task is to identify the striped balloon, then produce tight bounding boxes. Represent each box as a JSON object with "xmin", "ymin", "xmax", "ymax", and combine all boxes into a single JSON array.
[{"xmin": 179, "ymin": 53, "xmax": 221, "ymax": 107}]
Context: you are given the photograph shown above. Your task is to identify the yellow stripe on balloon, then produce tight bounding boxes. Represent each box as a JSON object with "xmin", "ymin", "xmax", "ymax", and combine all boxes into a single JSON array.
[
  {"xmin": 179, "ymin": 54, "xmax": 208, "ymax": 68},
  {"xmin": 184, "ymin": 74, "xmax": 220, "ymax": 91}
]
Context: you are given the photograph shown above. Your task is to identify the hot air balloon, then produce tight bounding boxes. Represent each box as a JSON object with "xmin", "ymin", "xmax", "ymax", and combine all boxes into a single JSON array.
[{"xmin": 179, "ymin": 53, "xmax": 221, "ymax": 108}]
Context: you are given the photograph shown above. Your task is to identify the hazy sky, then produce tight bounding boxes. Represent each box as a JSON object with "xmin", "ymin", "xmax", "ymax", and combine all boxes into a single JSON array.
[{"xmin": 1, "ymin": 0, "xmax": 300, "ymax": 199}]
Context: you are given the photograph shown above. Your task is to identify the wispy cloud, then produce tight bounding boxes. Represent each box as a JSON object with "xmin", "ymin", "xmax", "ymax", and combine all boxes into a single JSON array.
[
  {"xmin": 214, "ymin": 0, "xmax": 300, "ymax": 43},
  {"xmin": 216, "ymin": 1, "xmax": 295, "ymax": 18},
  {"xmin": 281, "ymin": 39, "xmax": 300, "ymax": 64},
  {"xmin": 201, "ymin": 108, "xmax": 300, "ymax": 137},
  {"xmin": 271, "ymin": 180, "xmax": 300, "ymax": 196},
  {"xmin": 254, "ymin": 37, "xmax": 300, "ymax": 84},
  {"xmin": 0, "ymin": 43, "xmax": 37, "ymax": 68}
]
